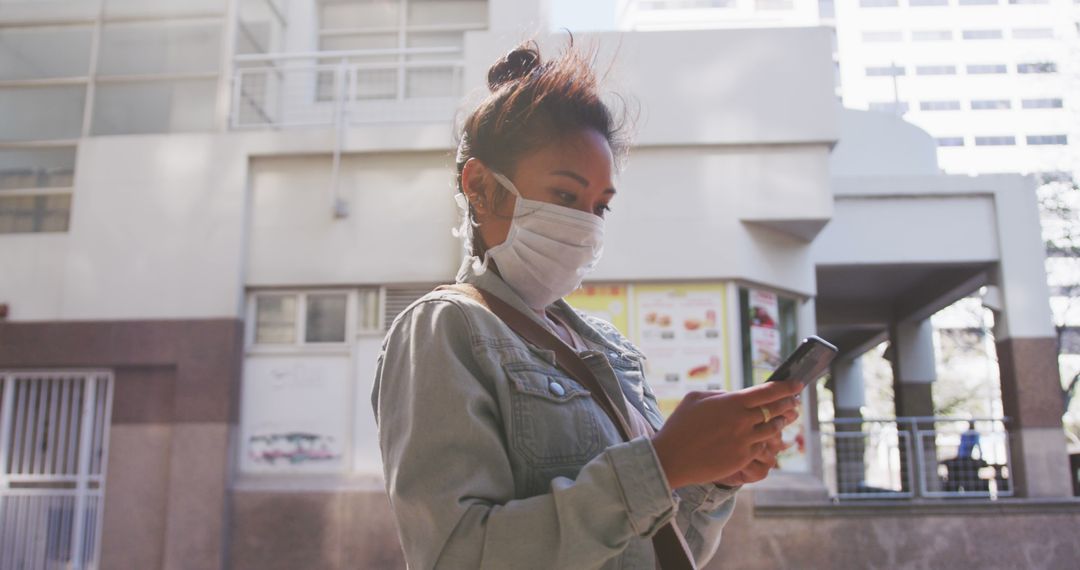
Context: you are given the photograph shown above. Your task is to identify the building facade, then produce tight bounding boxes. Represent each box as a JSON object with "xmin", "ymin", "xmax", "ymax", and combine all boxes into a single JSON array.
[{"xmin": 1, "ymin": 0, "xmax": 1077, "ymax": 568}]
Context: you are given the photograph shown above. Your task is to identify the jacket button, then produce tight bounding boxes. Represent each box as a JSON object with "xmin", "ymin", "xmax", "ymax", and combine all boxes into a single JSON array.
[{"xmin": 549, "ymin": 381, "xmax": 566, "ymax": 397}]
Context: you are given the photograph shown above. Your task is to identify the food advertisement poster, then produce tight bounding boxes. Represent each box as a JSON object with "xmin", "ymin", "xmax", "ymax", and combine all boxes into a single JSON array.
[
  {"xmin": 748, "ymin": 289, "xmax": 808, "ymax": 472},
  {"xmin": 748, "ymin": 290, "xmax": 782, "ymax": 384},
  {"xmin": 565, "ymin": 284, "xmax": 629, "ymax": 334},
  {"xmin": 631, "ymin": 284, "xmax": 730, "ymax": 417}
]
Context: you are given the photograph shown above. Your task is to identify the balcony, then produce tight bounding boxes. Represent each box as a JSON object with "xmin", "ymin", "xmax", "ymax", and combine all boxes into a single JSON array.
[
  {"xmin": 230, "ymin": 47, "xmax": 465, "ymax": 129},
  {"xmin": 820, "ymin": 417, "xmax": 1014, "ymax": 500}
]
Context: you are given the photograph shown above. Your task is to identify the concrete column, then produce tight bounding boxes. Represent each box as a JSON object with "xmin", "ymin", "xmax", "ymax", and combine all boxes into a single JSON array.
[
  {"xmin": 891, "ymin": 318, "xmax": 937, "ymax": 418},
  {"xmin": 890, "ymin": 318, "xmax": 938, "ymax": 494},
  {"xmin": 987, "ymin": 175, "xmax": 1071, "ymax": 498},
  {"xmin": 832, "ymin": 357, "xmax": 866, "ymax": 495},
  {"xmin": 798, "ymin": 297, "xmax": 823, "ymax": 478}
]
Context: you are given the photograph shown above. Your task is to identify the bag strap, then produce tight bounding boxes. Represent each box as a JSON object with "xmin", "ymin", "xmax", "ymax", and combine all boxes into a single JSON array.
[{"xmin": 436, "ymin": 283, "xmax": 696, "ymax": 570}]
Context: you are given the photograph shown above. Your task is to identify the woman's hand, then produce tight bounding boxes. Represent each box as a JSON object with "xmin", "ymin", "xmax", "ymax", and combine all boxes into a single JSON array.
[
  {"xmin": 650, "ymin": 381, "xmax": 803, "ymax": 489},
  {"xmin": 712, "ymin": 424, "xmax": 796, "ymax": 487}
]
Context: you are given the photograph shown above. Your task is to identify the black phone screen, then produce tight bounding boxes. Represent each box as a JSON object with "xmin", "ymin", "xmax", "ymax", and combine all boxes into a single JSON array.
[{"xmin": 765, "ymin": 336, "xmax": 838, "ymax": 388}]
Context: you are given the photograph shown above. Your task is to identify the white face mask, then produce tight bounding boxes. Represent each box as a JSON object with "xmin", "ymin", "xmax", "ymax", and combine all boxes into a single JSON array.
[{"xmin": 467, "ymin": 171, "xmax": 605, "ymax": 310}]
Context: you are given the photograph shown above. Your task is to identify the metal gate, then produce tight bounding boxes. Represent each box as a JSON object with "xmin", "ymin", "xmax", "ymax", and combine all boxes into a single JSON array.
[{"xmin": 0, "ymin": 371, "xmax": 113, "ymax": 570}]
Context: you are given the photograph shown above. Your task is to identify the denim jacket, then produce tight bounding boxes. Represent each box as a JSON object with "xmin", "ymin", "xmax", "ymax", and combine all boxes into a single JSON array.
[{"xmin": 372, "ymin": 257, "xmax": 738, "ymax": 569}]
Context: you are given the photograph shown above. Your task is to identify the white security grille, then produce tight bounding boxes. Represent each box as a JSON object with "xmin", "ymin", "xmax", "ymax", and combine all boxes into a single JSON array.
[{"xmin": 0, "ymin": 371, "xmax": 113, "ymax": 570}]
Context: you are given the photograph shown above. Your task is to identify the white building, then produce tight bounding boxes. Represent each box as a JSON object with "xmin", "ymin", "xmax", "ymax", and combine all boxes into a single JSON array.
[{"xmin": 0, "ymin": 1, "xmax": 1076, "ymax": 569}]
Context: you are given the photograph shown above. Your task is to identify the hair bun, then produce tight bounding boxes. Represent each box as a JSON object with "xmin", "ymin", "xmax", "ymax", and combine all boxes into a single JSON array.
[{"xmin": 487, "ymin": 45, "xmax": 541, "ymax": 91}]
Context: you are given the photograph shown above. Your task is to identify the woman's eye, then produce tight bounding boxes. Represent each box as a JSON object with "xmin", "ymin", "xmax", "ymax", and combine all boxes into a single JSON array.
[{"xmin": 554, "ymin": 190, "xmax": 576, "ymax": 205}]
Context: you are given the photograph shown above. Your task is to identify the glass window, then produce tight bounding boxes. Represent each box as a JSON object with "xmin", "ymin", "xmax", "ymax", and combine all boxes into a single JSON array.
[
  {"xmin": 320, "ymin": 0, "xmax": 400, "ymax": 30},
  {"xmin": 936, "ymin": 137, "xmax": 965, "ymax": 146},
  {"xmin": 1021, "ymin": 98, "xmax": 1063, "ymax": 109},
  {"xmin": 970, "ymin": 99, "xmax": 1011, "ymax": 110},
  {"xmin": 974, "ymin": 136, "xmax": 1016, "ymax": 146},
  {"xmin": 305, "ymin": 294, "xmax": 348, "ymax": 343},
  {"xmin": 958, "ymin": 0, "xmax": 997, "ymax": 4},
  {"xmin": 103, "ymin": 0, "xmax": 227, "ymax": 18},
  {"xmin": 859, "ymin": 0, "xmax": 898, "ymax": 7},
  {"xmin": 915, "ymin": 65, "xmax": 957, "ymax": 75},
  {"xmin": 1008, "ymin": 0, "xmax": 1048, "ymax": 4},
  {"xmin": 255, "ymin": 295, "xmax": 298, "ymax": 344},
  {"xmin": 407, "ymin": 0, "xmax": 486, "ymax": 26},
  {"xmin": 868, "ymin": 101, "xmax": 909, "ymax": 113},
  {"xmin": 739, "ymin": 288, "xmax": 799, "ymax": 387},
  {"xmin": 0, "ymin": 148, "xmax": 76, "ymax": 191},
  {"xmin": 97, "ymin": 21, "xmax": 222, "ymax": 76},
  {"xmin": 912, "ymin": 30, "xmax": 952, "ymax": 41},
  {"xmin": 962, "ymin": 29, "xmax": 1003, "ymax": 40},
  {"xmin": 1017, "ymin": 62, "xmax": 1056, "ymax": 73},
  {"xmin": 862, "ymin": 31, "xmax": 903, "ymax": 42},
  {"xmin": 0, "ymin": 26, "xmax": 93, "ymax": 81},
  {"xmin": 966, "ymin": 64, "xmax": 1007, "ymax": 74},
  {"xmin": 91, "ymin": 78, "xmax": 217, "ymax": 135},
  {"xmin": 1026, "ymin": 135, "xmax": 1067, "ymax": 145},
  {"xmin": 919, "ymin": 100, "xmax": 961, "ymax": 111},
  {"xmin": 0, "ymin": 86, "xmax": 86, "ymax": 141},
  {"xmin": 0, "ymin": 194, "xmax": 71, "ymax": 234},
  {"xmin": 909, "ymin": 0, "xmax": 948, "ymax": 5},
  {"xmin": 866, "ymin": 65, "xmax": 905, "ymax": 76},
  {"xmin": 755, "ymin": 0, "xmax": 795, "ymax": 9},
  {"xmin": 1012, "ymin": 28, "xmax": 1053, "ymax": 39}
]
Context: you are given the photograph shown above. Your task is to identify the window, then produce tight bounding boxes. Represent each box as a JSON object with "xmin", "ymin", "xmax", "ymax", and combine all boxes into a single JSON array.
[
  {"xmin": 935, "ymin": 137, "xmax": 965, "ymax": 146},
  {"xmin": 1021, "ymin": 98, "xmax": 1063, "ymax": 109},
  {"xmin": 1012, "ymin": 28, "xmax": 1053, "ymax": 39},
  {"xmin": 909, "ymin": 0, "xmax": 947, "ymax": 5},
  {"xmin": 305, "ymin": 294, "xmax": 348, "ymax": 343},
  {"xmin": 755, "ymin": 0, "xmax": 794, "ymax": 9},
  {"xmin": 974, "ymin": 136, "xmax": 1016, "ymax": 146},
  {"xmin": 255, "ymin": 294, "xmax": 299, "ymax": 344},
  {"xmin": 0, "ymin": 25, "xmax": 93, "ymax": 81},
  {"xmin": 912, "ymin": 30, "xmax": 953, "ymax": 41},
  {"xmin": 1017, "ymin": 62, "xmax": 1057, "ymax": 73},
  {"xmin": 0, "ymin": 148, "xmax": 75, "ymax": 191},
  {"xmin": 251, "ymin": 289, "xmax": 379, "ymax": 348},
  {"xmin": 962, "ymin": 30, "xmax": 1003, "ymax": 40},
  {"xmin": 966, "ymin": 64, "xmax": 1007, "ymax": 74},
  {"xmin": 920, "ymin": 100, "xmax": 961, "ymax": 111},
  {"xmin": 958, "ymin": 0, "xmax": 997, "ymax": 4},
  {"xmin": 869, "ymin": 101, "xmax": 909, "ymax": 113},
  {"xmin": 1026, "ymin": 135, "xmax": 1067, "ymax": 145},
  {"xmin": 916, "ymin": 65, "xmax": 957, "ymax": 75},
  {"xmin": 866, "ymin": 65, "xmax": 905, "ymax": 76},
  {"xmin": 970, "ymin": 99, "xmax": 1011, "ymax": 110},
  {"xmin": 862, "ymin": 31, "xmax": 903, "ymax": 42},
  {"xmin": 1008, "ymin": 0, "xmax": 1048, "ymax": 4},
  {"xmin": 0, "ymin": 86, "xmax": 86, "ymax": 141},
  {"xmin": 859, "ymin": 0, "xmax": 898, "ymax": 6},
  {"xmin": 0, "ymin": 194, "xmax": 71, "ymax": 234}
]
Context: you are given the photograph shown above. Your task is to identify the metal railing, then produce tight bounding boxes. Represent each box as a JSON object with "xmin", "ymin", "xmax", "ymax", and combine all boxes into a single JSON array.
[
  {"xmin": 0, "ymin": 371, "xmax": 113, "ymax": 570},
  {"xmin": 820, "ymin": 417, "xmax": 1013, "ymax": 500},
  {"xmin": 230, "ymin": 47, "xmax": 466, "ymax": 129}
]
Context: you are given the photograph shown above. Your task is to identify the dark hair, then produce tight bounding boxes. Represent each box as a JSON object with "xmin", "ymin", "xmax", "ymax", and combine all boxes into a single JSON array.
[{"xmin": 455, "ymin": 39, "xmax": 630, "ymax": 256}]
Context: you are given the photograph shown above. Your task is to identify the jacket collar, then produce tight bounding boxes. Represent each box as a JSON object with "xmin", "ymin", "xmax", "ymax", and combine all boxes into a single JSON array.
[{"xmin": 455, "ymin": 256, "xmax": 631, "ymax": 358}]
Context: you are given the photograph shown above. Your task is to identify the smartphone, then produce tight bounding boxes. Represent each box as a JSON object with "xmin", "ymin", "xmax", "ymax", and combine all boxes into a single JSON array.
[{"xmin": 765, "ymin": 335, "xmax": 838, "ymax": 389}]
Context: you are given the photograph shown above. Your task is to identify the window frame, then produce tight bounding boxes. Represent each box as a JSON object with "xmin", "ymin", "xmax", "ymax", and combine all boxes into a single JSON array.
[{"xmin": 246, "ymin": 288, "xmax": 382, "ymax": 354}]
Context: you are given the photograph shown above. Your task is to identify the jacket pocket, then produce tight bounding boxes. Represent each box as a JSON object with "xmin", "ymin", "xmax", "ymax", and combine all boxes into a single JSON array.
[{"xmin": 502, "ymin": 362, "xmax": 604, "ymax": 467}]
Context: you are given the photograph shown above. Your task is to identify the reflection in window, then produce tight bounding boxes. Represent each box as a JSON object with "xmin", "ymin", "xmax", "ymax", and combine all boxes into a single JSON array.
[
  {"xmin": 0, "ymin": 148, "xmax": 76, "ymax": 191},
  {"xmin": 306, "ymin": 294, "xmax": 348, "ymax": 343},
  {"xmin": 255, "ymin": 295, "xmax": 298, "ymax": 344},
  {"xmin": 0, "ymin": 194, "xmax": 71, "ymax": 234}
]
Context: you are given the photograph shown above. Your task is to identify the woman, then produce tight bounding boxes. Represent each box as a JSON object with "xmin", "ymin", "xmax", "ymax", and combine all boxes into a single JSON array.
[{"xmin": 372, "ymin": 41, "xmax": 802, "ymax": 569}]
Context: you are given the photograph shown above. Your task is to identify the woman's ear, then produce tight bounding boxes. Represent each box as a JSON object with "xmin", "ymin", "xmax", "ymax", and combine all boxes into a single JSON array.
[{"xmin": 460, "ymin": 158, "xmax": 492, "ymax": 215}]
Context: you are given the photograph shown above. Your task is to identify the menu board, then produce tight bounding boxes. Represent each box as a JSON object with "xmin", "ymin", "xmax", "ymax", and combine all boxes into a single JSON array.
[
  {"xmin": 564, "ymin": 284, "xmax": 630, "ymax": 334},
  {"xmin": 631, "ymin": 284, "xmax": 730, "ymax": 417}
]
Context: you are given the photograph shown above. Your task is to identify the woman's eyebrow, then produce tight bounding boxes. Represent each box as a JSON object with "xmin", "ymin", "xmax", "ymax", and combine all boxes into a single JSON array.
[{"xmin": 551, "ymin": 170, "xmax": 617, "ymax": 195}]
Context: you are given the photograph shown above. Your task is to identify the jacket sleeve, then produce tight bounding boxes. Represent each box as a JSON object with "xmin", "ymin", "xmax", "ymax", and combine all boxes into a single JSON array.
[
  {"xmin": 371, "ymin": 299, "xmax": 679, "ymax": 570},
  {"xmin": 673, "ymin": 483, "xmax": 738, "ymax": 566}
]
